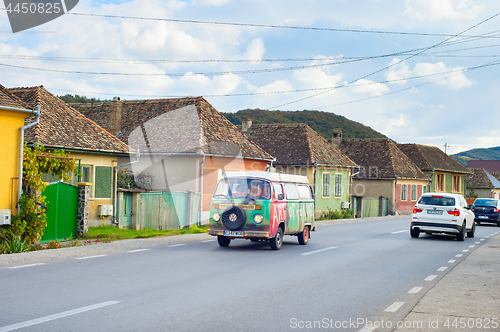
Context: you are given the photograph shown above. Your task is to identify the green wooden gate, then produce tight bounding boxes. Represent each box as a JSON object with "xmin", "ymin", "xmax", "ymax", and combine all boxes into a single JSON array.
[{"xmin": 41, "ymin": 182, "xmax": 78, "ymax": 243}]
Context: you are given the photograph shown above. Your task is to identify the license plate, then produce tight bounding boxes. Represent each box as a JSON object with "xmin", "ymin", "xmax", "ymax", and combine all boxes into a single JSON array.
[
  {"xmin": 427, "ymin": 210, "xmax": 443, "ymax": 215},
  {"xmin": 478, "ymin": 216, "xmax": 489, "ymax": 219},
  {"xmin": 224, "ymin": 230, "xmax": 244, "ymax": 237}
]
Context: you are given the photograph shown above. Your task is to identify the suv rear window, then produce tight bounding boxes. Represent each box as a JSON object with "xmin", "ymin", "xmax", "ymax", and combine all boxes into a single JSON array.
[{"xmin": 418, "ymin": 196, "xmax": 455, "ymax": 206}]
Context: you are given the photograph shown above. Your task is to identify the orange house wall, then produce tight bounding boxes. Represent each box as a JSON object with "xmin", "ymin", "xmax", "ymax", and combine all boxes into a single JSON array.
[{"xmin": 201, "ymin": 156, "xmax": 269, "ymax": 211}]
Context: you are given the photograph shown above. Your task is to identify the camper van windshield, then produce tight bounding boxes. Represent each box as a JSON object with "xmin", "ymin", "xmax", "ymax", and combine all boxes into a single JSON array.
[{"xmin": 214, "ymin": 178, "xmax": 271, "ymax": 200}]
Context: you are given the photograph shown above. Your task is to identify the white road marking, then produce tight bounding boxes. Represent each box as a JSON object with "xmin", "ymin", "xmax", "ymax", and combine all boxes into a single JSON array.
[
  {"xmin": 0, "ymin": 301, "xmax": 120, "ymax": 332},
  {"xmin": 168, "ymin": 243, "xmax": 186, "ymax": 248},
  {"xmin": 301, "ymin": 246, "xmax": 338, "ymax": 256},
  {"xmin": 425, "ymin": 275, "xmax": 437, "ymax": 281},
  {"xmin": 408, "ymin": 287, "xmax": 423, "ymax": 294},
  {"xmin": 385, "ymin": 301, "xmax": 405, "ymax": 312},
  {"xmin": 201, "ymin": 239, "xmax": 217, "ymax": 243},
  {"xmin": 358, "ymin": 325, "xmax": 376, "ymax": 332},
  {"xmin": 462, "ymin": 249, "xmax": 469, "ymax": 252},
  {"xmin": 447, "ymin": 259, "xmax": 456, "ymax": 264},
  {"xmin": 75, "ymin": 255, "xmax": 107, "ymax": 260},
  {"xmin": 475, "ymin": 241, "xmax": 480, "ymax": 244},
  {"xmin": 127, "ymin": 249, "xmax": 150, "ymax": 253},
  {"xmin": 455, "ymin": 254, "xmax": 463, "ymax": 257},
  {"xmin": 8, "ymin": 263, "xmax": 45, "ymax": 269},
  {"xmin": 480, "ymin": 239, "xmax": 485, "ymax": 241},
  {"xmin": 469, "ymin": 245, "xmax": 475, "ymax": 248},
  {"xmin": 485, "ymin": 236, "xmax": 490, "ymax": 238},
  {"xmin": 391, "ymin": 230, "xmax": 406, "ymax": 234},
  {"xmin": 437, "ymin": 266, "xmax": 448, "ymax": 272}
]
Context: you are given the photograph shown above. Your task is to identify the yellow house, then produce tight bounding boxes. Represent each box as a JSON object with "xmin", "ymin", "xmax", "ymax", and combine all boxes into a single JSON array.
[
  {"xmin": 0, "ymin": 85, "xmax": 36, "ymax": 218},
  {"xmin": 8, "ymin": 86, "xmax": 134, "ymax": 227}
]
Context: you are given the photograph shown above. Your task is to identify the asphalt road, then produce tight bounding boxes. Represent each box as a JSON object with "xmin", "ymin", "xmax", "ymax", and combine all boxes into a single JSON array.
[{"xmin": 0, "ymin": 216, "xmax": 495, "ymax": 332}]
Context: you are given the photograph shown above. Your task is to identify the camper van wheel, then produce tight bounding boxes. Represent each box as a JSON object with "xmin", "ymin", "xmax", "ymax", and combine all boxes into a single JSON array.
[
  {"xmin": 270, "ymin": 226, "xmax": 283, "ymax": 250},
  {"xmin": 298, "ymin": 226, "xmax": 309, "ymax": 245},
  {"xmin": 217, "ymin": 236, "xmax": 231, "ymax": 247}
]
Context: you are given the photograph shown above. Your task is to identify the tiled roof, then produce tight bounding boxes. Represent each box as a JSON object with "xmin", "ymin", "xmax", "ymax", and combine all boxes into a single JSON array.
[
  {"xmin": 0, "ymin": 84, "xmax": 31, "ymax": 110},
  {"xmin": 72, "ymin": 97, "xmax": 273, "ymax": 159},
  {"xmin": 340, "ymin": 139, "xmax": 429, "ymax": 180},
  {"xmin": 246, "ymin": 123, "xmax": 357, "ymax": 167},
  {"xmin": 466, "ymin": 160, "xmax": 500, "ymax": 173},
  {"xmin": 7, "ymin": 86, "xmax": 133, "ymax": 154},
  {"xmin": 398, "ymin": 143, "xmax": 470, "ymax": 174},
  {"xmin": 491, "ymin": 172, "xmax": 500, "ymax": 182},
  {"xmin": 467, "ymin": 168, "xmax": 500, "ymax": 188}
]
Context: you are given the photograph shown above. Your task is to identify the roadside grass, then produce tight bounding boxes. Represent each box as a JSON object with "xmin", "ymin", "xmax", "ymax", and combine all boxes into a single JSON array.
[{"xmin": 80, "ymin": 225, "xmax": 207, "ymax": 241}]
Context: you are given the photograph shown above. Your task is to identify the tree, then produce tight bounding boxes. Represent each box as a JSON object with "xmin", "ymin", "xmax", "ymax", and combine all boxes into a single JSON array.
[{"xmin": 11, "ymin": 144, "xmax": 77, "ymax": 244}]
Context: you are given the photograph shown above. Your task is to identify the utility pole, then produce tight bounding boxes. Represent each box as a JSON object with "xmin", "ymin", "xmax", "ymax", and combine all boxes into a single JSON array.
[{"xmin": 443, "ymin": 143, "xmax": 449, "ymax": 154}]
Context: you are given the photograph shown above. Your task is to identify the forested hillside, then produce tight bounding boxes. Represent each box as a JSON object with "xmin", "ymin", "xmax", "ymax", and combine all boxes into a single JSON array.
[{"xmin": 452, "ymin": 146, "xmax": 500, "ymax": 166}]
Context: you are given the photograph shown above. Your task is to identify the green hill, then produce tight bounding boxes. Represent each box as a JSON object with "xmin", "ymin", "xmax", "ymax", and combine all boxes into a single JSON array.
[
  {"xmin": 452, "ymin": 146, "xmax": 500, "ymax": 166},
  {"xmin": 222, "ymin": 109, "xmax": 388, "ymax": 140}
]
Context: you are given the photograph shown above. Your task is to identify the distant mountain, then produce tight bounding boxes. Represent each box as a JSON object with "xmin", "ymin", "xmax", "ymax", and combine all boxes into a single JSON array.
[
  {"xmin": 222, "ymin": 109, "xmax": 388, "ymax": 140},
  {"xmin": 451, "ymin": 146, "xmax": 500, "ymax": 166}
]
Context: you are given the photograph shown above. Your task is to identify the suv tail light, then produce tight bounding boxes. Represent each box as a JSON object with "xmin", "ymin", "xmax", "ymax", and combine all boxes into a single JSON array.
[
  {"xmin": 413, "ymin": 207, "xmax": 423, "ymax": 213},
  {"xmin": 447, "ymin": 208, "xmax": 460, "ymax": 217},
  {"xmin": 494, "ymin": 208, "xmax": 500, "ymax": 213}
]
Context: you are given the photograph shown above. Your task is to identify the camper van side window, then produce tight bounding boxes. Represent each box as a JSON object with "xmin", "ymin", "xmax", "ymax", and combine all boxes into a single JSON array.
[
  {"xmin": 297, "ymin": 185, "xmax": 312, "ymax": 199},
  {"xmin": 284, "ymin": 184, "xmax": 299, "ymax": 200},
  {"xmin": 273, "ymin": 183, "xmax": 284, "ymax": 200}
]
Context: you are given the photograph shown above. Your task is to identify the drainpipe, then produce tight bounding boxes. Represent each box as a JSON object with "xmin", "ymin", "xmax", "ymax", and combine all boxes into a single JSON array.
[
  {"xmin": 313, "ymin": 162, "xmax": 317, "ymax": 216},
  {"xmin": 198, "ymin": 151, "xmax": 206, "ymax": 226},
  {"xmin": 18, "ymin": 106, "xmax": 41, "ymax": 214}
]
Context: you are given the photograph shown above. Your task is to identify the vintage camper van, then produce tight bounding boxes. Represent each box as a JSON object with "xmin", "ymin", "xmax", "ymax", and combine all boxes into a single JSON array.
[{"xmin": 207, "ymin": 171, "xmax": 315, "ymax": 250}]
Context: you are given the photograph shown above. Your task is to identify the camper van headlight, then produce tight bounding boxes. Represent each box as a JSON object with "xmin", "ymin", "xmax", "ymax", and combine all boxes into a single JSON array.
[
  {"xmin": 253, "ymin": 214, "xmax": 263, "ymax": 224},
  {"xmin": 212, "ymin": 213, "xmax": 221, "ymax": 222}
]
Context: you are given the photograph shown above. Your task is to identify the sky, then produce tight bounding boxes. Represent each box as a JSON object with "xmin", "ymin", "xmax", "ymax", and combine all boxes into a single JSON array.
[{"xmin": 1, "ymin": 0, "xmax": 499, "ymax": 155}]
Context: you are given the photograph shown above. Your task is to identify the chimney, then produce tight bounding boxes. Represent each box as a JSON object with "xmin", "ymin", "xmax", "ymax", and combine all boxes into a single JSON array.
[
  {"xmin": 109, "ymin": 97, "xmax": 122, "ymax": 136},
  {"xmin": 332, "ymin": 129, "xmax": 342, "ymax": 147},
  {"xmin": 241, "ymin": 118, "xmax": 252, "ymax": 133}
]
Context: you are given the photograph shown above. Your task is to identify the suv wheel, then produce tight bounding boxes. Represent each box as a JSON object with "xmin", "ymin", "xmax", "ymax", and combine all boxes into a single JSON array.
[
  {"xmin": 270, "ymin": 226, "xmax": 283, "ymax": 250},
  {"xmin": 467, "ymin": 221, "xmax": 476, "ymax": 238},
  {"xmin": 456, "ymin": 222, "xmax": 466, "ymax": 241},
  {"xmin": 410, "ymin": 226, "xmax": 420, "ymax": 238}
]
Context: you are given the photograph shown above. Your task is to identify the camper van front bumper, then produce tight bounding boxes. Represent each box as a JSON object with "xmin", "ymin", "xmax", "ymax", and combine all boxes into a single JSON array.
[{"xmin": 208, "ymin": 229, "xmax": 270, "ymax": 239}]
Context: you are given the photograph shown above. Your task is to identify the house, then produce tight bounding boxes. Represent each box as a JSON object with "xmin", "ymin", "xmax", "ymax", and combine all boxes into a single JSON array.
[
  {"xmin": 243, "ymin": 123, "xmax": 358, "ymax": 218},
  {"xmin": 398, "ymin": 143, "xmax": 470, "ymax": 196},
  {"xmin": 465, "ymin": 168, "xmax": 500, "ymax": 199},
  {"xmin": 7, "ymin": 86, "xmax": 133, "ymax": 227},
  {"xmin": 71, "ymin": 97, "xmax": 274, "ymax": 225},
  {"xmin": 340, "ymin": 139, "xmax": 429, "ymax": 216},
  {"xmin": 0, "ymin": 85, "xmax": 36, "ymax": 221}
]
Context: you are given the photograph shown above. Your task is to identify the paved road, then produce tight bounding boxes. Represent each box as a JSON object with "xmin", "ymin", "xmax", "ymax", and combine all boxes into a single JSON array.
[{"xmin": 0, "ymin": 217, "xmax": 495, "ymax": 332}]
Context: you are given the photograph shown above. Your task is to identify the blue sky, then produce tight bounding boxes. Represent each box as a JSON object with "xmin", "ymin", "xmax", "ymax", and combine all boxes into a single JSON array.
[{"xmin": 1, "ymin": 0, "xmax": 499, "ymax": 154}]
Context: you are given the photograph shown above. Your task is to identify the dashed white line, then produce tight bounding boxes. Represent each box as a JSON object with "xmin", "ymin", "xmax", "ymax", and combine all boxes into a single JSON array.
[
  {"xmin": 455, "ymin": 254, "xmax": 463, "ymax": 257},
  {"xmin": 75, "ymin": 254, "xmax": 107, "ymax": 260},
  {"xmin": 475, "ymin": 241, "xmax": 480, "ymax": 244},
  {"xmin": 469, "ymin": 245, "xmax": 475, "ymax": 248},
  {"xmin": 385, "ymin": 301, "xmax": 405, "ymax": 312},
  {"xmin": 408, "ymin": 287, "xmax": 423, "ymax": 294},
  {"xmin": 391, "ymin": 230, "xmax": 406, "ymax": 234},
  {"xmin": 201, "ymin": 239, "xmax": 217, "ymax": 243},
  {"xmin": 168, "ymin": 243, "xmax": 186, "ymax": 248},
  {"xmin": 301, "ymin": 246, "xmax": 338, "ymax": 256},
  {"xmin": 480, "ymin": 239, "xmax": 485, "ymax": 241},
  {"xmin": 358, "ymin": 325, "xmax": 376, "ymax": 332},
  {"xmin": 425, "ymin": 275, "xmax": 437, "ymax": 281},
  {"xmin": 437, "ymin": 266, "xmax": 448, "ymax": 272},
  {"xmin": 127, "ymin": 249, "xmax": 150, "ymax": 253},
  {"xmin": 447, "ymin": 259, "xmax": 456, "ymax": 264},
  {"xmin": 462, "ymin": 249, "xmax": 469, "ymax": 252},
  {"xmin": 0, "ymin": 301, "xmax": 120, "ymax": 332},
  {"xmin": 8, "ymin": 263, "xmax": 45, "ymax": 269}
]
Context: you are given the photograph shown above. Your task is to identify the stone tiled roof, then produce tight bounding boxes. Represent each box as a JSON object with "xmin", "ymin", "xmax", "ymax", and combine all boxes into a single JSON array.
[
  {"xmin": 340, "ymin": 139, "xmax": 429, "ymax": 180},
  {"xmin": 246, "ymin": 123, "xmax": 357, "ymax": 167},
  {"xmin": 466, "ymin": 160, "xmax": 500, "ymax": 173},
  {"xmin": 8, "ymin": 86, "xmax": 133, "ymax": 154},
  {"xmin": 72, "ymin": 97, "xmax": 273, "ymax": 159},
  {"xmin": 467, "ymin": 168, "xmax": 500, "ymax": 188},
  {"xmin": 0, "ymin": 84, "xmax": 31, "ymax": 109},
  {"xmin": 398, "ymin": 143, "xmax": 470, "ymax": 174}
]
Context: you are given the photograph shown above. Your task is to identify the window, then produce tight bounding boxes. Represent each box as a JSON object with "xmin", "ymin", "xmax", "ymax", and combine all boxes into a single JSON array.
[
  {"xmin": 284, "ymin": 184, "xmax": 299, "ymax": 200},
  {"xmin": 411, "ymin": 185, "xmax": 417, "ymax": 201},
  {"xmin": 452, "ymin": 176, "xmax": 460, "ymax": 192},
  {"xmin": 95, "ymin": 166, "xmax": 113, "ymax": 199},
  {"xmin": 423, "ymin": 186, "xmax": 427, "ymax": 194},
  {"xmin": 297, "ymin": 185, "xmax": 312, "ymax": 200},
  {"xmin": 334, "ymin": 173, "xmax": 342, "ymax": 197},
  {"xmin": 401, "ymin": 184, "xmax": 407, "ymax": 201},
  {"xmin": 80, "ymin": 165, "xmax": 92, "ymax": 183},
  {"xmin": 273, "ymin": 183, "xmax": 284, "ymax": 200},
  {"xmin": 436, "ymin": 173, "xmax": 444, "ymax": 192},
  {"xmin": 322, "ymin": 173, "xmax": 330, "ymax": 197}
]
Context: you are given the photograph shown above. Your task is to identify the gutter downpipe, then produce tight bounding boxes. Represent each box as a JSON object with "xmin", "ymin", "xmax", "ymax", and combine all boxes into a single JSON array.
[
  {"xmin": 17, "ymin": 106, "xmax": 41, "ymax": 214},
  {"xmin": 198, "ymin": 150, "xmax": 206, "ymax": 226},
  {"xmin": 313, "ymin": 162, "xmax": 317, "ymax": 215}
]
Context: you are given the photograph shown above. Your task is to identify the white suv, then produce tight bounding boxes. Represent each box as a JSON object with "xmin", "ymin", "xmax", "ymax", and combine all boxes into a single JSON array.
[{"xmin": 411, "ymin": 193, "xmax": 475, "ymax": 241}]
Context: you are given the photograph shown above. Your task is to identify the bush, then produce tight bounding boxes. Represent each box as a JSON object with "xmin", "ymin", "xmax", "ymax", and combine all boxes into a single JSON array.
[
  {"xmin": 320, "ymin": 208, "xmax": 354, "ymax": 220},
  {"xmin": 0, "ymin": 228, "xmax": 33, "ymax": 254}
]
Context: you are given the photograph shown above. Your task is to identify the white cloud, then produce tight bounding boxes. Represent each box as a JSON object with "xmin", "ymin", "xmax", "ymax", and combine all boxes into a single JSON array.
[
  {"xmin": 386, "ymin": 58, "xmax": 472, "ymax": 90},
  {"xmin": 404, "ymin": 0, "xmax": 484, "ymax": 21},
  {"xmin": 247, "ymin": 79, "xmax": 293, "ymax": 94},
  {"xmin": 244, "ymin": 38, "xmax": 265, "ymax": 61},
  {"xmin": 349, "ymin": 79, "xmax": 389, "ymax": 96},
  {"xmin": 192, "ymin": 0, "xmax": 231, "ymax": 5}
]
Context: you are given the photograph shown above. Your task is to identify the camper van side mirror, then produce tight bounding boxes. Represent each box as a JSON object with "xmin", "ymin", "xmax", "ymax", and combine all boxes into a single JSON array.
[{"xmin": 278, "ymin": 193, "xmax": 284, "ymax": 200}]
